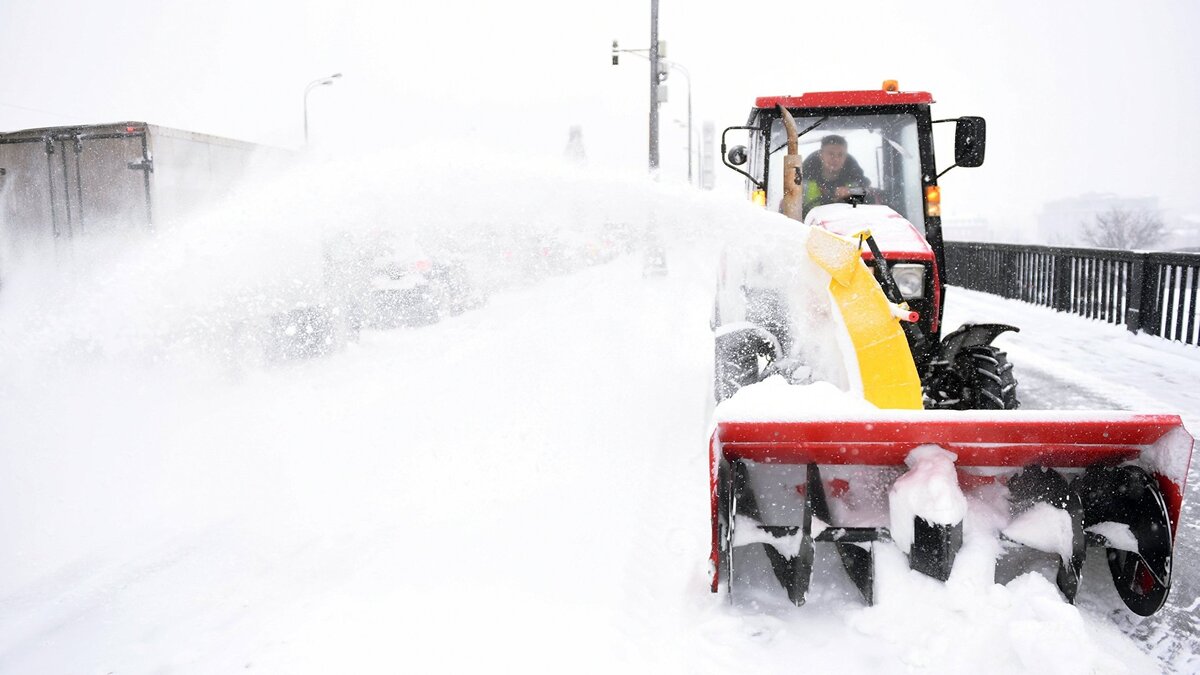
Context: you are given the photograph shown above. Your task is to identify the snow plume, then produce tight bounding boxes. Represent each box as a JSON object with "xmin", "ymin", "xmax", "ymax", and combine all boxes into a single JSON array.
[
  {"xmin": 0, "ymin": 140, "xmax": 779, "ymax": 605},
  {"xmin": 0, "ymin": 143, "xmax": 765, "ymax": 379},
  {"xmin": 713, "ymin": 210, "xmax": 855, "ymax": 393}
]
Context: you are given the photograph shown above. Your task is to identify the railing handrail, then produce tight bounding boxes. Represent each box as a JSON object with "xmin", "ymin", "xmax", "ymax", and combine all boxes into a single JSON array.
[
  {"xmin": 948, "ymin": 240, "xmax": 1200, "ymax": 266},
  {"xmin": 944, "ymin": 240, "xmax": 1200, "ymax": 345}
]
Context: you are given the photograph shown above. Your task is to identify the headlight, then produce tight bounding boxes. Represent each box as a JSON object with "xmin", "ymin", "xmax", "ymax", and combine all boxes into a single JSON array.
[{"xmin": 890, "ymin": 264, "xmax": 925, "ymax": 299}]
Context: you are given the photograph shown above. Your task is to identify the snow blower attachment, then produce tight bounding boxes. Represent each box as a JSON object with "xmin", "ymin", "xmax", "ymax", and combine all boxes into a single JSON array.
[{"xmin": 709, "ymin": 412, "xmax": 1193, "ymax": 616}]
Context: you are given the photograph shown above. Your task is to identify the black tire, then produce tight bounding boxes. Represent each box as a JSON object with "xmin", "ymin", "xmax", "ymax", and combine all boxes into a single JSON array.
[
  {"xmin": 962, "ymin": 346, "xmax": 1019, "ymax": 410},
  {"xmin": 744, "ymin": 289, "xmax": 791, "ymax": 356},
  {"xmin": 716, "ymin": 460, "xmax": 733, "ymax": 597},
  {"xmin": 714, "ymin": 340, "xmax": 760, "ymax": 403},
  {"xmin": 925, "ymin": 345, "xmax": 1018, "ymax": 410}
]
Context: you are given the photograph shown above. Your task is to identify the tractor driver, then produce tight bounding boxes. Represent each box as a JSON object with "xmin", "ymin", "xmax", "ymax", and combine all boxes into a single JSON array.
[{"xmin": 801, "ymin": 134, "xmax": 870, "ymax": 217}]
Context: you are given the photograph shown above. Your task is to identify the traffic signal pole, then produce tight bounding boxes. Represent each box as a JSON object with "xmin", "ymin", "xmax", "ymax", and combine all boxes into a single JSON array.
[{"xmin": 649, "ymin": 0, "xmax": 660, "ymax": 174}]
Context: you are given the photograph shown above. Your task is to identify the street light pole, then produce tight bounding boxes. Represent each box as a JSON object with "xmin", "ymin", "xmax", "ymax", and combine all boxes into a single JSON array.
[
  {"xmin": 666, "ymin": 60, "xmax": 693, "ymax": 185},
  {"xmin": 303, "ymin": 72, "xmax": 342, "ymax": 145}
]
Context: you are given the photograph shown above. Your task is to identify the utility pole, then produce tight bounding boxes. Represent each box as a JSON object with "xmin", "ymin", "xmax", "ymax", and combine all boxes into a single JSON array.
[
  {"xmin": 614, "ymin": 51, "xmax": 697, "ymax": 183},
  {"xmin": 613, "ymin": 3, "xmax": 673, "ymax": 177},
  {"xmin": 649, "ymin": 0, "xmax": 660, "ymax": 174}
]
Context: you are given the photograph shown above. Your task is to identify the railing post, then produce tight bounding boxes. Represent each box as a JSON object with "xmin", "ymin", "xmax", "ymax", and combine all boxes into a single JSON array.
[
  {"xmin": 1125, "ymin": 254, "xmax": 1160, "ymax": 335},
  {"xmin": 943, "ymin": 242, "xmax": 960, "ymax": 287},
  {"xmin": 1052, "ymin": 253, "xmax": 1071, "ymax": 311},
  {"xmin": 1001, "ymin": 248, "xmax": 1017, "ymax": 297}
]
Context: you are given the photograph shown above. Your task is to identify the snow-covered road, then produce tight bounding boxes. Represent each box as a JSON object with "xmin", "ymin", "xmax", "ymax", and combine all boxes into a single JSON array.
[
  {"xmin": 2, "ymin": 248, "xmax": 1196, "ymax": 673},
  {"xmin": 0, "ymin": 166, "xmax": 1197, "ymax": 672}
]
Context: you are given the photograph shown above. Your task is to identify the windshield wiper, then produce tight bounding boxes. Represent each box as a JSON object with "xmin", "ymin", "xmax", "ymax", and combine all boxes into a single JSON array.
[{"xmin": 770, "ymin": 115, "xmax": 829, "ymax": 155}]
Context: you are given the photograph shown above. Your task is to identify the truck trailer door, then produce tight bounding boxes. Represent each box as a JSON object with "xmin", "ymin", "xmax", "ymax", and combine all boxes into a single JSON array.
[
  {"xmin": 0, "ymin": 127, "xmax": 153, "ymax": 244},
  {"xmin": 69, "ymin": 128, "xmax": 154, "ymax": 235},
  {"xmin": 0, "ymin": 136, "xmax": 57, "ymax": 246}
]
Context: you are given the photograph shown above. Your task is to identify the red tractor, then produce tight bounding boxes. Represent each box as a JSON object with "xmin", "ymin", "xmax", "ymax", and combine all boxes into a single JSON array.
[
  {"xmin": 707, "ymin": 83, "xmax": 1193, "ymax": 617},
  {"xmin": 716, "ymin": 82, "xmax": 1014, "ymax": 410}
]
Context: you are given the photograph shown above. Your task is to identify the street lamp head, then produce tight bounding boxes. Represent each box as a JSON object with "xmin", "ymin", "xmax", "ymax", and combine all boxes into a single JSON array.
[
  {"xmin": 304, "ymin": 72, "xmax": 344, "ymax": 145},
  {"xmin": 306, "ymin": 72, "xmax": 344, "ymax": 92}
]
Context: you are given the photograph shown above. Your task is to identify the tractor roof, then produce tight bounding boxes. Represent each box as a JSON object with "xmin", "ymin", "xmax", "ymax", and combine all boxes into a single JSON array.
[{"xmin": 756, "ymin": 90, "xmax": 934, "ymax": 109}]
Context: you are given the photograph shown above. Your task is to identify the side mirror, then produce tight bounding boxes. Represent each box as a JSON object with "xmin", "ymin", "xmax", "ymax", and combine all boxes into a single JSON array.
[
  {"xmin": 954, "ymin": 116, "xmax": 986, "ymax": 168},
  {"xmin": 726, "ymin": 145, "xmax": 747, "ymax": 166}
]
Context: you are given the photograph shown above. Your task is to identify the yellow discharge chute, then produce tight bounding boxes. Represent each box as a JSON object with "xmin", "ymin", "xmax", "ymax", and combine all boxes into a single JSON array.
[{"xmin": 806, "ymin": 227, "xmax": 923, "ymax": 410}]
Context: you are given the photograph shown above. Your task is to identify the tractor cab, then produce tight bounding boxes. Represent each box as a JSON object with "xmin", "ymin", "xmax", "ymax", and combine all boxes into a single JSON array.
[{"xmin": 721, "ymin": 83, "xmax": 986, "ymax": 360}]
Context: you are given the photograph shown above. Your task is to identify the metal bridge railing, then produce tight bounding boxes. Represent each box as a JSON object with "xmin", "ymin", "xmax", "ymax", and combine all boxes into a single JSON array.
[{"xmin": 944, "ymin": 241, "xmax": 1200, "ymax": 346}]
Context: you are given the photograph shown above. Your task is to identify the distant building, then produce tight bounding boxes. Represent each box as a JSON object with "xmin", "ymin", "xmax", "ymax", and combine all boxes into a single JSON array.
[
  {"xmin": 1036, "ymin": 193, "xmax": 1160, "ymax": 246},
  {"xmin": 1167, "ymin": 214, "xmax": 1200, "ymax": 252},
  {"xmin": 941, "ymin": 215, "xmax": 999, "ymax": 243}
]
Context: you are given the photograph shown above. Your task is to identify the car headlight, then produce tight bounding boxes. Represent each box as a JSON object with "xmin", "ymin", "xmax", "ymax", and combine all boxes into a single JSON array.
[{"xmin": 890, "ymin": 264, "xmax": 925, "ymax": 299}]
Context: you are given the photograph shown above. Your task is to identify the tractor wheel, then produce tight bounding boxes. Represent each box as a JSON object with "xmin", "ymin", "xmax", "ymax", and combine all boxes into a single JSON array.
[
  {"xmin": 714, "ymin": 346, "xmax": 757, "ymax": 402},
  {"xmin": 716, "ymin": 460, "xmax": 733, "ymax": 598},
  {"xmin": 714, "ymin": 333, "xmax": 767, "ymax": 403},
  {"xmin": 961, "ymin": 346, "xmax": 1019, "ymax": 410},
  {"xmin": 927, "ymin": 346, "xmax": 1019, "ymax": 410}
]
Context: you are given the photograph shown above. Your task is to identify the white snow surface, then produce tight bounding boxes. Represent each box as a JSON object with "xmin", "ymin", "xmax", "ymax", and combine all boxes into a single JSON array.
[{"xmin": 0, "ymin": 154, "xmax": 1191, "ymax": 673}]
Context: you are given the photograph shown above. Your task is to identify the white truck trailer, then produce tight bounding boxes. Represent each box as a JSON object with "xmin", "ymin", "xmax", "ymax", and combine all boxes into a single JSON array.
[
  {"xmin": 0, "ymin": 121, "xmax": 289, "ymax": 244},
  {"xmin": 0, "ymin": 122, "xmax": 357, "ymax": 362}
]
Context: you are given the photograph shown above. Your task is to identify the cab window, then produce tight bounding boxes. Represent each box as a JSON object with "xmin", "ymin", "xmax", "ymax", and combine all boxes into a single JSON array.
[{"xmin": 766, "ymin": 113, "xmax": 924, "ymax": 231}]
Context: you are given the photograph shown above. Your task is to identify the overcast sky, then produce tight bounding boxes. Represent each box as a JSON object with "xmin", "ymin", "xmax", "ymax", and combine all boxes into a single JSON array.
[{"xmin": 1, "ymin": 0, "xmax": 1198, "ymax": 232}]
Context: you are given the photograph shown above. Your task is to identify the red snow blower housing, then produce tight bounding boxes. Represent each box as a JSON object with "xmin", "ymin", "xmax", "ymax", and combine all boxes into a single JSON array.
[{"xmin": 709, "ymin": 410, "xmax": 1192, "ymax": 616}]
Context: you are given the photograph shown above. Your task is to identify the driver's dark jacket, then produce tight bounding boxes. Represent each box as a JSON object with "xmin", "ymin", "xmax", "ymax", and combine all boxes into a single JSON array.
[{"xmin": 800, "ymin": 152, "xmax": 869, "ymax": 216}]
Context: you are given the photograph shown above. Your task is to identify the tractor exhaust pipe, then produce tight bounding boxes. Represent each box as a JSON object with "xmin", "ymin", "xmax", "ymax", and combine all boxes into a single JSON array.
[{"xmin": 777, "ymin": 104, "xmax": 804, "ymax": 222}]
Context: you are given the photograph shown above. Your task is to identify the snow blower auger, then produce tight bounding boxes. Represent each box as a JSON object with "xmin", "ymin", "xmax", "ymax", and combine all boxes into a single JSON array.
[
  {"xmin": 709, "ymin": 409, "xmax": 1193, "ymax": 615},
  {"xmin": 708, "ymin": 84, "xmax": 1194, "ymax": 616}
]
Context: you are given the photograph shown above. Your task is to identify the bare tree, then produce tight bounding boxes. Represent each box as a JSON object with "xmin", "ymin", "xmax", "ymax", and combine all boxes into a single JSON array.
[{"xmin": 1081, "ymin": 206, "xmax": 1166, "ymax": 249}]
